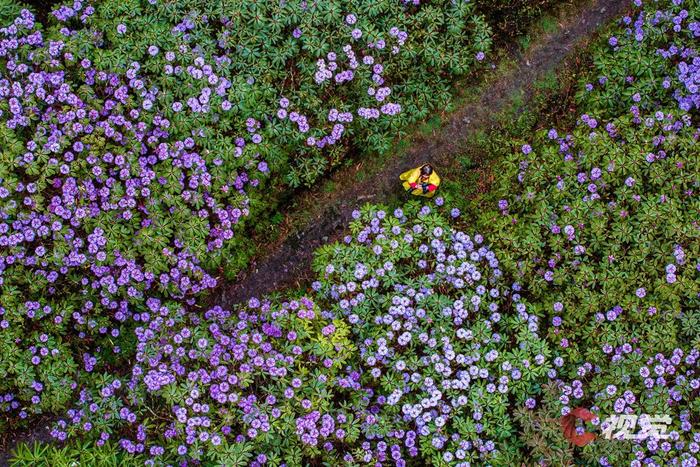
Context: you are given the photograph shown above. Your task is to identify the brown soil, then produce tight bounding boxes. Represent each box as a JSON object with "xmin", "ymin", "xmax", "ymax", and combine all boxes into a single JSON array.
[
  {"xmin": 0, "ymin": 415, "xmax": 53, "ymax": 466},
  {"xmin": 210, "ymin": 0, "xmax": 628, "ymax": 308}
]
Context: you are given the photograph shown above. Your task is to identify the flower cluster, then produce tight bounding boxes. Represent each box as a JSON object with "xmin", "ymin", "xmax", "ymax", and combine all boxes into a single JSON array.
[
  {"xmin": 277, "ymin": 20, "xmax": 406, "ymax": 149},
  {"xmin": 314, "ymin": 204, "xmax": 552, "ymax": 464},
  {"xmin": 45, "ymin": 202, "xmax": 557, "ymax": 465},
  {"xmin": 487, "ymin": 50, "xmax": 698, "ymax": 363},
  {"xmin": 8, "ymin": 0, "xmax": 700, "ymax": 465},
  {"xmin": 553, "ymin": 347, "xmax": 700, "ymax": 466},
  {"xmin": 0, "ymin": 8, "xmax": 257, "ymax": 417},
  {"xmin": 0, "ymin": 0, "xmax": 494, "ymax": 440},
  {"xmin": 52, "ymin": 296, "xmax": 362, "ymax": 465},
  {"xmin": 474, "ymin": 1, "xmax": 700, "ymax": 463},
  {"xmin": 580, "ymin": 0, "xmax": 700, "ymax": 117}
]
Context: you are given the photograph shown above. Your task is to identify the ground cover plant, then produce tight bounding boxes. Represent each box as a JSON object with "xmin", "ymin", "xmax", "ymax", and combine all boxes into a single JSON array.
[
  {"xmin": 3, "ymin": 0, "xmax": 700, "ymax": 465},
  {"xmin": 483, "ymin": 106, "xmax": 700, "ymax": 464}
]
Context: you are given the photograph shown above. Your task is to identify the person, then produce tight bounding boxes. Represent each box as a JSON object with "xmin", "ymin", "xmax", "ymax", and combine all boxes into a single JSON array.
[{"xmin": 400, "ymin": 163, "xmax": 440, "ymax": 198}]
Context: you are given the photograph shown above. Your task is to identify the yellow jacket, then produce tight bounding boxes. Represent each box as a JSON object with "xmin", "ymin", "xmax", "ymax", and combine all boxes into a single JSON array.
[{"xmin": 400, "ymin": 165, "xmax": 441, "ymax": 198}]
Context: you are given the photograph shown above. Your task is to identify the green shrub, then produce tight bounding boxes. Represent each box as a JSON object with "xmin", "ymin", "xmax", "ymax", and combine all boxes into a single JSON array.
[
  {"xmin": 483, "ymin": 110, "xmax": 698, "ymax": 358},
  {"xmin": 313, "ymin": 203, "xmax": 553, "ymax": 465},
  {"xmin": 45, "ymin": 203, "xmax": 555, "ymax": 465}
]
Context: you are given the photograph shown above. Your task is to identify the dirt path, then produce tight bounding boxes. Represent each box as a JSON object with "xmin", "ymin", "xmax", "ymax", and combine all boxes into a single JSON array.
[{"xmin": 211, "ymin": 0, "xmax": 628, "ymax": 308}]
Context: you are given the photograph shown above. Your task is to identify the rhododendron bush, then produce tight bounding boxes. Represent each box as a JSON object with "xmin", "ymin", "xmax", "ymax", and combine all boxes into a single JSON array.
[
  {"xmin": 61, "ymin": 0, "xmax": 491, "ymax": 187},
  {"xmin": 484, "ymin": 109, "xmax": 700, "ymax": 465},
  {"xmin": 51, "ymin": 297, "xmax": 362, "ymax": 465},
  {"xmin": 578, "ymin": 0, "xmax": 699, "ymax": 118},
  {"xmin": 489, "ymin": 110, "xmax": 698, "ymax": 355}
]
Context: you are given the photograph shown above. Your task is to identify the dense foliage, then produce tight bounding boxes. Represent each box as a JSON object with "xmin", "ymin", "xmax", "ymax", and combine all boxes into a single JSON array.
[
  {"xmin": 61, "ymin": 0, "xmax": 492, "ymax": 189},
  {"xmin": 51, "ymin": 297, "xmax": 361, "ymax": 465},
  {"xmin": 3, "ymin": 0, "xmax": 700, "ymax": 465},
  {"xmin": 485, "ymin": 107, "xmax": 699, "ymax": 465}
]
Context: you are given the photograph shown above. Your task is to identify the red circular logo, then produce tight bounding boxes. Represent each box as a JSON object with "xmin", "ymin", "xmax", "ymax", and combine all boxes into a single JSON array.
[{"xmin": 560, "ymin": 407, "xmax": 596, "ymax": 446}]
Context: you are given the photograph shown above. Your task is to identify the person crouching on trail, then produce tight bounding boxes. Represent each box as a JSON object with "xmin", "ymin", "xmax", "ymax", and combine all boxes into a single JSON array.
[{"xmin": 400, "ymin": 163, "xmax": 440, "ymax": 198}]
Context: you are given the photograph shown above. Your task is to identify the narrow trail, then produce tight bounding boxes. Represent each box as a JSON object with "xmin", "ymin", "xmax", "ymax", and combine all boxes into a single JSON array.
[{"xmin": 211, "ymin": 0, "xmax": 628, "ymax": 308}]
